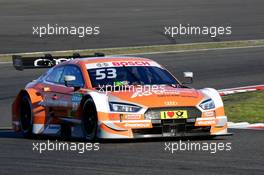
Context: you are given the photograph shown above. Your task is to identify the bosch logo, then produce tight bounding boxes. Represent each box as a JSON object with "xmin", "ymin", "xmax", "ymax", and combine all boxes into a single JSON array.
[{"xmin": 112, "ymin": 61, "xmax": 151, "ymax": 66}]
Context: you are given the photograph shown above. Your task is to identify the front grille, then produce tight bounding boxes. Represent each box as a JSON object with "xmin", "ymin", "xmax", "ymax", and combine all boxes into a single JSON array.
[{"xmin": 132, "ymin": 107, "xmax": 208, "ymax": 137}]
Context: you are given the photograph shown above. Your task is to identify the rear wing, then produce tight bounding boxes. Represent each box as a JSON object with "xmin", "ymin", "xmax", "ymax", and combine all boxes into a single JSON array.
[{"xmin": 12, "ymin": 52, "xmax": 105, "ymax": 71}]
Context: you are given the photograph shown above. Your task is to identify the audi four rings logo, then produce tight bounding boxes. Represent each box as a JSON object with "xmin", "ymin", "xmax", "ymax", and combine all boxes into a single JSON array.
[
  {"xmin": 34, "ymin": 58, "xmax": 73, "ymax": 66},
  {"xmin": 96, "ymin": 63, "xmax": 109, "ymax": 67}
]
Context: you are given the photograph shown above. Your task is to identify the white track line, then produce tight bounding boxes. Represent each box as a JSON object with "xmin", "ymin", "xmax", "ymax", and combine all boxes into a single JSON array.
[
  {"xmin": 119, "ymin": 45, "xmax": 264, "ymax": 56},
  {"xmin": 0, "ymin": 61, "xmax": 12, "ymax": 64},
  {"xmin": 1, "ymin": 43, "xmax": 264, "ymax": 64},
  {"xmin": 0, "ymin": 127, "xmax": 12, "ymax": 130}
]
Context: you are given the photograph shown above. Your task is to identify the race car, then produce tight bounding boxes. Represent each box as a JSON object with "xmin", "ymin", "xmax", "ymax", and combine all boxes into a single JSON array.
[{"xmin": 11, "ymin": 53, "xmax": 230, "ymax": 140}]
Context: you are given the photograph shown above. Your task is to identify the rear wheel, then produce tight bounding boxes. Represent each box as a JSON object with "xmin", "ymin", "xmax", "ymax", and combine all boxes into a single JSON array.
[
  {"xmin": 20, "ymin": 96, "xmax": 33, "ymax": 138},
  {"xmin": 81, "ymin": 98, "xmax": 98, "ymax": 141}
]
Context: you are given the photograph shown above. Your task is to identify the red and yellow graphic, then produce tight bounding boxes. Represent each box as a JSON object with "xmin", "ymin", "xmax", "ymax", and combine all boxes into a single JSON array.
[{"xmin": 160, "ymin": 110, "xmax": 188, "ymax": 119}]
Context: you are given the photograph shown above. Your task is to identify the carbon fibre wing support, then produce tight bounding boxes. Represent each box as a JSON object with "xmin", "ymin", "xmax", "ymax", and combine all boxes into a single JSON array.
[{"xmin": 12, "ymin": 52, "xmax": 105, "ymax": 71}]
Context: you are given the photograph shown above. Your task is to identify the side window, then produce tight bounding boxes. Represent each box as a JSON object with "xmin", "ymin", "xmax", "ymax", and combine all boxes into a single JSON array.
[
  {"xmin": 46, "ymin": 66, "xmax": 64, "ymax": 83},
  {"xmin": 60, "ymin": 65, "xmax": 85, "ymax": 87}
]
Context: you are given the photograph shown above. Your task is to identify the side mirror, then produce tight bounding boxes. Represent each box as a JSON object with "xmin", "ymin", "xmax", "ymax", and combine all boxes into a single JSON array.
[
  {"xmin": 64, "ymin": 75, "xmax": 80, "ymax": 90},
  {"xmin": 183, "ymin": 72, "xmax": 193, "ymax": 84},
  {"xmin": 64, "ymin": 75, "xmax": 76, "ymax": 86},
  {"xmin": 64, "ymin": 75, "xmax": 82, "ymax": 91}
]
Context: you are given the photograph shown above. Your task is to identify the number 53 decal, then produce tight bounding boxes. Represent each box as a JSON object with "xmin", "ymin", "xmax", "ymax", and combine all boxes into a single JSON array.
[{"xmin": 96, "ymin": 68, "xmax": 117, "ymax": 80}]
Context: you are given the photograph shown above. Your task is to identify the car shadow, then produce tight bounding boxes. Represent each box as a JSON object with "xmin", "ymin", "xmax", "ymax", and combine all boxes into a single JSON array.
[
  {"xmin": 0, "ymin": 129, "xmax": 230, "ymax": 143},
  {"xmin": 99, "ymin": 136, "xmax": 229, "ymax": 144},
  {"xmin": 0, "ymin": 129, "xmax": 24, "ymax": 139}
]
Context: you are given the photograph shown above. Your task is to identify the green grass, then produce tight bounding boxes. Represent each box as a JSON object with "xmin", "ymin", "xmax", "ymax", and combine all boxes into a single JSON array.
[
  {"xmin": 223, "ymin": 91, "xmax": 264, "ymax": 123},
  {"xmin": 1, "ymin": 39, "xmax": 264, "ymax": 62}
]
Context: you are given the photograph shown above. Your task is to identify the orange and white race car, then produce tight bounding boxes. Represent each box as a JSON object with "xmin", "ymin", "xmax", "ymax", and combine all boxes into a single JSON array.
[{"xmin": 12, "ymin": 53, "xmax": 230, "ymax": 140}]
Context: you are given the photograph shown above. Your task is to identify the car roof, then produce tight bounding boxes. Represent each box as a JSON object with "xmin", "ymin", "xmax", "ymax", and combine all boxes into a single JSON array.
[{"xmin": 66, "ymin": 56, "xmax": 154, "ymax": 65}]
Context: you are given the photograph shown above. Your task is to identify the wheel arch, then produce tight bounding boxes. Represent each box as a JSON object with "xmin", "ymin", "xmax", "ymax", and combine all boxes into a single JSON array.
[
  {"xmin": 12, "ymin": 88, "xmax": 45, "ymax": 133},
  {"xmin": 77, "ymin": 92, "xmax": 109, "ymax": 117},
  {"xmin": 80, "ymin": 94, "xmax": 93, "ymax": 108},
  {"xmin": 78, "ymin": 94, "xmax": 97, "ymax": 117}
]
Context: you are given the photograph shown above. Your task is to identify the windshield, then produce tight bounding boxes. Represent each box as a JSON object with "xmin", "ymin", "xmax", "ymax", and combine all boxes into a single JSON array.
[{"xmin": 87, "ymin": 66, "xmax": 179, "ymax": 87}]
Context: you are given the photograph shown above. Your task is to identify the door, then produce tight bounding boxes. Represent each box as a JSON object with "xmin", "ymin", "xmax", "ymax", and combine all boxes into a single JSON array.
[{"xmin": 58, "ymin": 65, "xmax": 85, "ymax": 119}]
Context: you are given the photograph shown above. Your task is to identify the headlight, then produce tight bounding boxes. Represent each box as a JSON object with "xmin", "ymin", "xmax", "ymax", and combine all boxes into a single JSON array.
[
  {"xmin": 199, "ymin": 99, "xmax": 215, "ymax": 110},
  {"xmin": 109, "ymin": 102, "xmax": 141, "ymax": 112}
]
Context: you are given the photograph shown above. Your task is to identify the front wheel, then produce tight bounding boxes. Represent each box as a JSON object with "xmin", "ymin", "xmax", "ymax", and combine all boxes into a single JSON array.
[{"xmin": 81, "ymin": 98, "xmax": 98, "ymax": 141}]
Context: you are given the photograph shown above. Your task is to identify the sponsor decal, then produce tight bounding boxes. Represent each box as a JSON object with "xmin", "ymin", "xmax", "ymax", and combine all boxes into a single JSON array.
[
  {"xmin": 125, "ymin": 114, "xmax": 142, "ymax": 120},
  {"xmin": 85, "ymin": 61, "xmax": 161, "ymax": 69},
  {"xmin": 203, "ymin": 111, "xmax": 215, "ymax": 118},
  {"xmin": 161, "ymin": 110, "xmax": 188, "ymax": 119},
  {"xmin": 72, "ymin": 93, "xmax": 83, "ymax": 102},
  {"xmin": 124, "ymin": 123, "xmax": 151, "ymax": 128},
  {"xmin": 114, "ymin": 81, "xmax": 129, "ymax": 86},
  {"xmin": 72, "ymin": 93, "xmax": 83, "ymax": 110},
  {"xmin": 40, "ymin": 98, "xmax": 69, "ymax": 107},
  {"xmin": 112, "ymin": 61, "xmax": 150, "ymax": 66},
  {"xmin": 195, "ymin": 118, "xmax": 216, "ymax": 126}
]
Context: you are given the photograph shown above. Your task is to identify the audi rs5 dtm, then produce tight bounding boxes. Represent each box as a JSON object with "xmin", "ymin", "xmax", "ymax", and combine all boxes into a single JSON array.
[{"xmin": 11, "ymin": 53, "xmax": 230, "ymax": 140}]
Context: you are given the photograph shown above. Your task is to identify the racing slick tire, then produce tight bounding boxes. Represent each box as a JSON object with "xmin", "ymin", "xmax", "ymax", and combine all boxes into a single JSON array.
[
  {"xmin": 81, "ymin": 97, "xmax": 98, "ymax": 141},
  {"xmin": 20, "ymin": 95, "xmax": 33, "ymax": 138}
]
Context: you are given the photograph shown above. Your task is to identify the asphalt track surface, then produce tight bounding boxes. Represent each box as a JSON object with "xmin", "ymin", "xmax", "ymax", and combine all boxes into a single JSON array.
[
  {"xmin": 0, "ymin": 0, "xmax": 264, "ymax": 53},
  {"xmin": 0, "ymin": 129, "xmax": 263, "ymax": 175},
  {"xmin": 0, "ymin": 47, "xmax": 263, "ymax": 175}
]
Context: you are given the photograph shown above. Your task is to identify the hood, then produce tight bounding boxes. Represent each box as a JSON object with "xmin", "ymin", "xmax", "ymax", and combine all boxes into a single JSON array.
[{"xmin": 107, "ymin": 85, "xmax": 205, "ymax": 108}]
